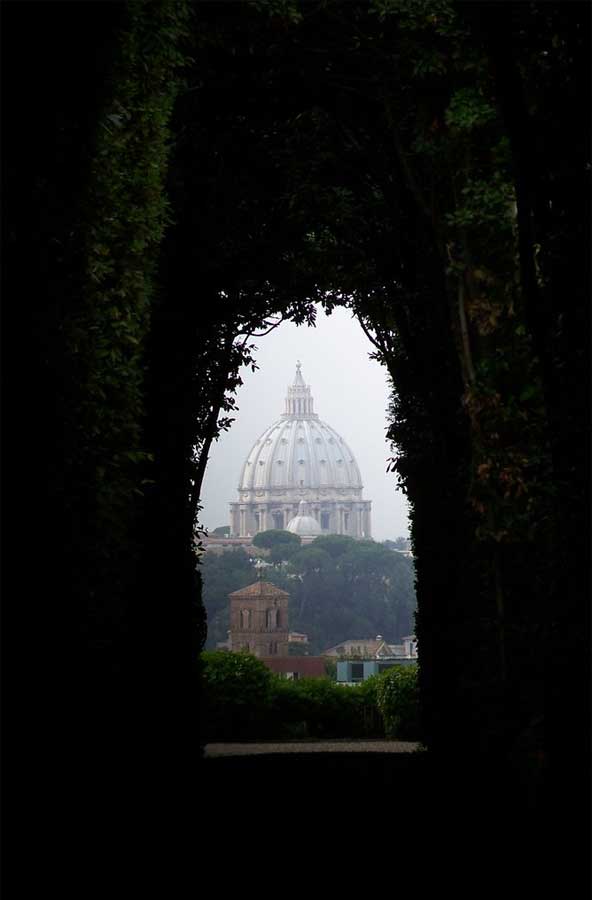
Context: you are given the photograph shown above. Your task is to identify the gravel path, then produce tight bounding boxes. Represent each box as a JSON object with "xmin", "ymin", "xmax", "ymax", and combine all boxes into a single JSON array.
[{"xmin": 205, "ymin": 740, "xmax": 422, "ymax": 756}]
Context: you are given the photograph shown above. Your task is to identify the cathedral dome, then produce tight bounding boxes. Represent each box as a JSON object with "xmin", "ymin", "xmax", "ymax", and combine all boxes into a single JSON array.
[
  {"xmin": 231, "ymin": 362, "xmax": 372, "ymax": 539},
  {"xmin": 238, "ymin": 362, "xmax": 363, "ymax": 493}
]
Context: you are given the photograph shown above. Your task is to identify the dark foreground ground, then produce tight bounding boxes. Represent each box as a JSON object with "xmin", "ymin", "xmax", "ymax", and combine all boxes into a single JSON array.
[{"xmin": 201, "ymin": 743, "xmax": 589, "ymax": 892}]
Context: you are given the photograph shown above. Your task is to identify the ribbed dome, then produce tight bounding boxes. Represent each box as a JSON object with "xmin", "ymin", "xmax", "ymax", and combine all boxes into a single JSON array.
[{"xmin": 239, "ymin": 362, "xmax": 363, "ymax": 492}]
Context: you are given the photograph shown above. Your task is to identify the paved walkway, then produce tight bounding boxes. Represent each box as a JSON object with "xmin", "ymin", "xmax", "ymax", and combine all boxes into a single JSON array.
[{"xmin": 205, "ymin": 739, "xmax": 422, "ymax": 756}]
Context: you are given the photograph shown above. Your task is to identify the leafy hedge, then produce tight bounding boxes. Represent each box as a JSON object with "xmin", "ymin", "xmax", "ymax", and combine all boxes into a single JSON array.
[
  {"xmin": 201, "ymin": 651, "xmax": 274, "ymax": 741},
  {"xmin": 200, "ymin": 652, "xmax": 420, "ymax": 742},
  {"xmin": 376, "ymin": 664, "xmax": 421, "ymax": 740}
]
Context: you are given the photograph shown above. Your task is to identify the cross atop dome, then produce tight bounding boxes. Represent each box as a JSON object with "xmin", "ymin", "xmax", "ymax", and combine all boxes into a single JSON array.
[{"xmin": 293, "ymin": 360, "xmax": 305, "ymax": 387}]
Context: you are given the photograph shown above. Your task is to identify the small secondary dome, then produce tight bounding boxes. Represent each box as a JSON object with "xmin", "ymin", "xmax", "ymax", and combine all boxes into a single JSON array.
[{"xmin": 287, "ymin": 501, "xmax": 322, "ymax": 538}]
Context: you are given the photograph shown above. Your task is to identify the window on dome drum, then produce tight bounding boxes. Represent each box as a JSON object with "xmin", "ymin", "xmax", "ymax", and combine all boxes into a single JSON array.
[
  {"xmin": 321, "ymin": 512, "xmax": 330, "ymax": 529},
  {"xmin": 272, "ymin": 513, "xmax": 283, "ymax": 529}
]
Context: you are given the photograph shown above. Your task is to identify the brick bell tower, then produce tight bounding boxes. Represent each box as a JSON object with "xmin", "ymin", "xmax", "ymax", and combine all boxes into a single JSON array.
[{"xmin": 228, "ymin": 581, "xmax": 289, "ymax": 657}]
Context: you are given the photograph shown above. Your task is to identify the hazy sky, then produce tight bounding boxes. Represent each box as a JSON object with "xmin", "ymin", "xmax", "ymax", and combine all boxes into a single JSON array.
[{"xmin": 200, "ymin": 305, "xmax": 410, "ymax": 541}]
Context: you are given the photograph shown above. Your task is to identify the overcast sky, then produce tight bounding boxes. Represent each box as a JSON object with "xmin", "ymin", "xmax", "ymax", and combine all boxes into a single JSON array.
[{"xmin": 200, "ymin": 305, "xmax": 410, "ymax": 541}]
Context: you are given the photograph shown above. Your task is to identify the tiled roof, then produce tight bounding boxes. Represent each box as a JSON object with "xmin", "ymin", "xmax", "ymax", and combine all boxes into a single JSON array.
[
  {"xmin": 260, "ymin": 657, "xmax": 326, "ymax": 677},
  {"xmin": 228, "ymin": 581, "xmax": 290, "ymax": 598},
  {"xmin": 322, "ymin": 639, "xmax": 383, "ymax": 655}
]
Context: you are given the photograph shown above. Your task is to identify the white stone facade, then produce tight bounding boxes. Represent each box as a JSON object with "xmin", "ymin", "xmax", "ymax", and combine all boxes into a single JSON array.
[{"xmin": 230, "ymin": 362, "xmax": 372, "ymax": 538}]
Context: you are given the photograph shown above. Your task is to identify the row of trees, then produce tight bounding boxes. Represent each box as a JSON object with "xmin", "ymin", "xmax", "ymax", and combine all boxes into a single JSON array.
[{"xmin": 202, "ymin": 532, "xmax": 417, "ymax": 653}]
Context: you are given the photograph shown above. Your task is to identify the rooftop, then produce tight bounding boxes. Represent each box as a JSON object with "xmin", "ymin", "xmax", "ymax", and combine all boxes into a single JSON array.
[{"xmin": 228, "ymin": 581, "xmax": 290, "ymax": 599}]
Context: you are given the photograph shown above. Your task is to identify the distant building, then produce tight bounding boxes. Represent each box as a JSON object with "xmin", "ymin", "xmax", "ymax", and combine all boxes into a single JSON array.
[
  {"xmin": 322, "ymin": 634, "xmax": 417, "ymax": 660},
  {"xmin": 230, "ymin": 362, "xmax": 372, "ymax": 539},
  {"xmin": 322, "ymin": 637, "xmax": 390, "ymax": 658},
  {"xmin": 401, "ymin": 635, "xmax": 418, "ymax": 658},
  {"xmin": 288, "ymin": 631, "xmax": 309, "ymax": 646},
  {"xmin": 228, "ymin": 580, "xmax": 289, "ymax": 657},
  {"xmin": 260, "ymin": 656, "xmax": 326, "ymax": 680},
  {"xmin": 336, "ymin": 658, "xmax": 416, "ymax": 685}
]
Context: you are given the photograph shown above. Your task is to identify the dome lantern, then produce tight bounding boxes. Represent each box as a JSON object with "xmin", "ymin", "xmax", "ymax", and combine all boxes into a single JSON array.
[{"xmin": 283, "ymin": 361, "xmax": 316, "ymax": 419}]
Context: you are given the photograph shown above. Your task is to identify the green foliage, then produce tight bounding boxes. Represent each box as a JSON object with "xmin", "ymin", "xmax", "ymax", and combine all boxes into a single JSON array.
[
  {"xmin": 65, "ymin": 0, "xmax": 192, "ymax": 568},
  {"xmin": 323, "ymin": 657, "xmax": 337, "ymax": 680},
  {"xmin": 270, "ymin": 677, "xmax": 384, "ymax": 740},
  {"xmin": 252, "ymin": 529, "xmax": 302, "ymax": 552},
  {"xmin": 289, "ymin": 547, "xmax": 333, "ymax": 574},
  {"xmin": 376, "ymin": 665, "xmax": 420, "ymax": 740},
  {"xmin": 383, "ymin": 537, "xmax": 411, "ymax": 551},
  {"xmin": 212, "ymin": 525, "xmax": 230, "ymax": 537},
  {"xmin": 309, "ymin": 534, "xmax": 357, "ymax": 559},
  {"xmin": 445, "ymin": 87, "xmax": 497, "ymax": 132},
  {"xmin": 201, "ymin": 650, "xmax": 274, "ymax": 740},
  {"xmin": 201, "ymin": 539, "xmax": 417, "ymax": 653},
  {"xmin": 201, "ymin": 656, "xmax": 424, "ymax": 741}
]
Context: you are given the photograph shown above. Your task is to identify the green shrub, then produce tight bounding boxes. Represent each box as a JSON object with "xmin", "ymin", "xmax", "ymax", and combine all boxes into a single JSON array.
[
  {"xmin": 201, "ymin": 651, "xmax": 274, "ymax": 740},
  {"xmin": 376, "ymin": 664, "xmax": 421, "ymax": 740},
  {"xmin": 356, "ymin": 674, "xmax": 385, "ymax": 737},
  {"xmin": 269, "ymin": 677, "xmax": 383, "ymax": 739},
  {"xmin": 200, "ymin": 653, "xmax": 397, "ymax": 741}
]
